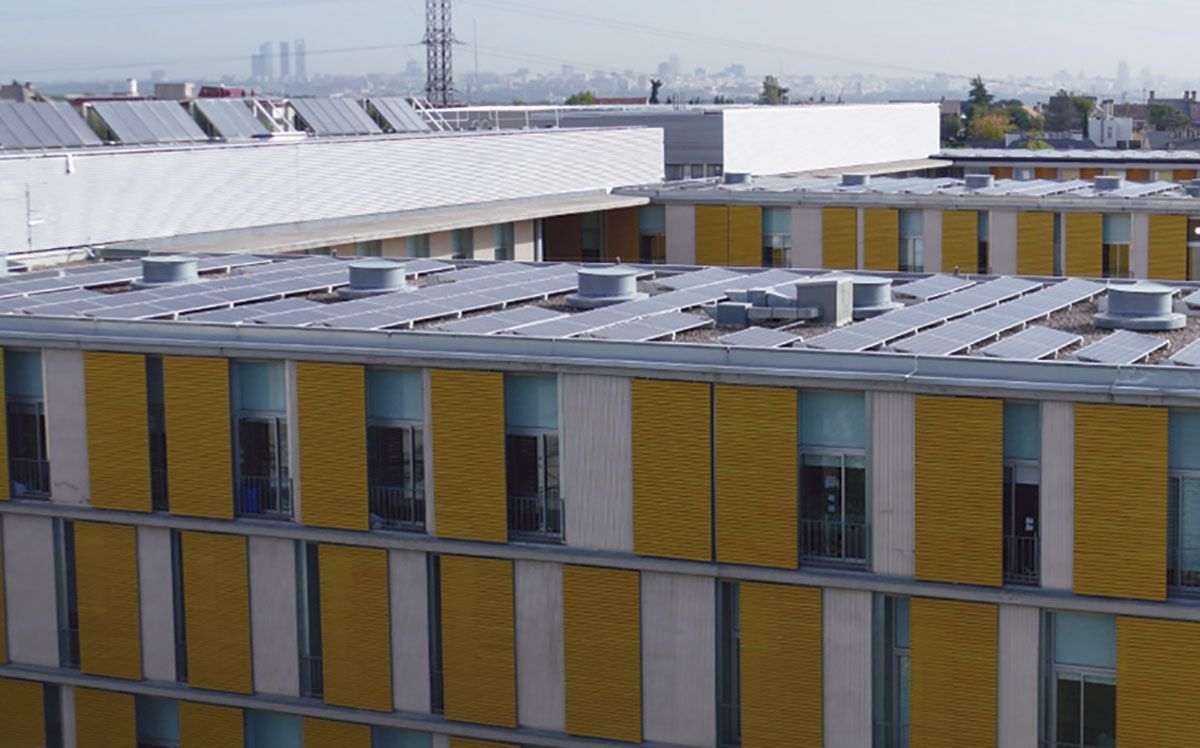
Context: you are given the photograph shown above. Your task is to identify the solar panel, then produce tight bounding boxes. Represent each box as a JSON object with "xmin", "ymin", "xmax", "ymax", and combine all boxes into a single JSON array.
[
  {"xmin": 1072, "ymin": 330, "xmax": 1168, "ymax": 365},
  {"xmin": 365, "ymin": 97, "xmax": 431, "ymax": 133},
  {"xmin": 438, "ymin": 306, "xmax": 565, "ymax": 334},
  {"xmin": 0, "ymin": 101, "xmax": 101, "ymax": 150},
  {"xmin": 89, "ymin": 100, "xmax": 208, "ymax": 144},
  {"xmin": 716, "ymin": 327, "xmax": 800, "ymax": 348},
  {"xmin": 980, "ymin": 326, "xmax": 1083, "ymax": 360},
  {"xmin": 193, "ymin": 99, "xmax": 269, "ymax": 140},
  {"xmin": 892, "ymin": 274, "xmax": 977, "ymax": 300},
  {"xmin": 587, "ymin": 311, "xmax": 712, "ymax": 342},
  {"xmin": 291, "ymin": 98, "xmax": 381, "ymax": 136},
  {"xmin": 655, "ymin": 267, "xmax": 743, "ymax": 291},
  {"xmin": 1171, "ymin": 339, "xmax": 1200, "ymax": 367}
]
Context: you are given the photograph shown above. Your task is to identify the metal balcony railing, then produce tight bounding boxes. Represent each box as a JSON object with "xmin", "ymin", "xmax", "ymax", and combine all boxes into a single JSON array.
[
  {"xmin": 1003, "ymin": 533, "xmax": 1040, "ymax": 586},
  {"xmin": 716, "ymin": 701, "xmax": 740, "ymax": 748},
  {"xmin": 799, "ymin": 518, "xmax": 869, "ymax": 565},
  {"xmin": 234, "ymin": 475, "xmax": 293, "ymax": 519},
  {"xmin": 507, "ymin": 494, "xmax": 564, "ymax": 543},
  {"xmin": 300, "ymin": 654, "xmax": 323, "ymax": 699},
  {"xmin": 58, "ymin": 625, "xmax": 79, "ymax": 670},
  {"xmin": 10, "ymin": 456, "xmax": 50, "ymax": 499},
  {"xmin": 369, "ymin": 484, "xmax": 425, "ymax": 532},
  {"xmin": 1167, "ymin": 546, "xmax": 1200, "ymax": 593}
]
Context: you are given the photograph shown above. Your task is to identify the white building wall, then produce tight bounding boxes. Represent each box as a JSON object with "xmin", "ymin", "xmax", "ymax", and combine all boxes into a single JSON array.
[
  {"xmin": 1131, "ymin": 212, "xmax": 1151, "ymax": 280},
  {"xmin": 248, "ymin": 536, "xmax": 299, "ymax": 697},
  {"xmin": 43, "ymin": 349, "xmax": 89, "ymax": 504},
  {"xmin": 998, "ymin": 604, "xmax": 1040, "ymax": 748},
  {"xmin": 922, "ymin": 208, "xmax": 943, "ymax": 273},
  {"xmin": 990, "ymin": 210, "xmax": 1019, "ymax": 275},
  {"xmin": 3, "ymin": 514, "xmax": 59, "ymax": 667},
  {"xmin": 641, "ymin": 572, "xmax": 716, "ymax": 747},
  {"xmin": 791, "ymin": 207, "xmax": 822, "ymax": 268},
  {"xmin": 562, "ymin": 374, "xmax": 633, "ymax": 552},
  {"xmin": 515, "ymin": 559, "xmax": 565, "ymax": 732},
  {"xmin": 721, "ymin": 104, "xmax": 940, "ymax": 176},
  {"xmin": 871, "ymin": 391, "xmax": 915, "ymax": 576},
  {"xmin": 390, "ymin": 549, "xmax": 431, "ymax": 713},
  {"xmin": 823, "ymin": 588, "xmax": 873, "ymax": 748},
  {"xmin": 666, "ymin": 204, "xmax": 696, "ymax": 265},
  {"xmin": 137, "ymin": 526, "xmax": 176, "ymax": 682},
  {"xmin": 1041, "ymin": 401, "xmax": 1074, "ymax": 591},
  {"xmin": 513, "ymin": 219, "xmax": 536, "ymax": 261}
]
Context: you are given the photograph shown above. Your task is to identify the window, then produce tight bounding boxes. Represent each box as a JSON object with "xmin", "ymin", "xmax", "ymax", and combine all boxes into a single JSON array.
[
  {"xmin": 898, "ymin": 210, "xmax": 924, "ymax": 272},
  {"xmin": 873, "ymin": 595, "xmax": 909, "ymax": 748},
  {"xmin": 665, "ymin": 164, "xmax": 686, "ymax": 181},
  {"xmin": 1042, "ymin": 612, "xmax": 1116, "ymax": 748},
  {"xmin": 244, "ymin": 710, "xmax": 302, "ymax": 748},
  {"xmin": 493, "ymin": 223, "xmax": 515, "ymax": 261},
  {"xmin": 716, "ymin": 581, "xmax": 740, "ymax": 748},
  {"xmin": 451, "ymin": 228, "xmax": 474, "ymax": 260},
  {"xmin": 1168, "ymin": 409, "xmax": 1200, "ymax": 593},
  {"xmin": 639, "ymin": 205, "xmax": 667, "ymax": 264},
  {"xmin": 799, "ymin": 391, "xmax": 868, "ymax": 565},
  {"xmin": 366, "ymin": 368, "xmax": 425, "ymax": 532},
  {"xmin": 1053, "ymin": 213, "xmax": 1065, "ymax": 277},
  {"xmin": 52, "ymin": 519, "xmax": 79, "ymax": 670},
  {"xmin": 5, "ymin": 349, "xmax": 48, "ymax": 498},
  {"xmin": 1003, "ymin": 402, "xmax": 1041, "ymax": 586},
  {"xmin": 1102, "ymin": 214, "xmax": 1131, "ymax": 279},
  {"xmin": 405, "ymin": 234, "xmax": 430, "ymax": 259},
  {"xmin": 170, "ymin": 530, "xmax": 187, "ymax": 683},
  {"xmin": 230, "ymin": 361, "xmax": 291, "ymax": 519},
  {"xmin": 427, "ymin": 555, "xmax": 444, "ymax": 715},
  {"xmin": 147, "ymin": 356, "xmax": 168, "ymax": 512},
  {"xmin": 977, "ymin": 211, "xmax": 990, "ymax": 274},
  {"xmin": 505, "ymin": 374, "xmax": 562, "ymax": 543},
  {"xmin": 581, "ymin": 212, "xmax": 604, "ymax": 262},
  {"xmin": 43, "ymin": 685, "xmax": 63, "ymax": 748},
  {"xmin": 135, "ymin": 696, "xmax": 179, "ymax": 748},
  {"xmin": 371, "ymin": 727, "xmax": 433, "ymax": 747},
  {"xmin": 762, "ymin": 207, "xmax": 791, "ymax": 268},
  {"xmin": 297, "ymin": 542, "xmax": 323, "ymax": 698},
  {"xmin": 354, "ymin": 240, "xmax": 382, "ymax": 257},
  {"xmin": 1015, "ymin": 167, "xmax": 1035, "ymax": 181},
  {"xmin": 1060, "ymin": 168, "xmax": 1081, "ymax": 180}
]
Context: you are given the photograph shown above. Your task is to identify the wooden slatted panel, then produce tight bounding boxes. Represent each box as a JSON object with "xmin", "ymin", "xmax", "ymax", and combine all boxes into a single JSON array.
[
  {"xmin": 75, "ymin": 688, "xmax": 136, "ymax": 748},
  {"xmin": 695, "ymin": 205, "xmax": 730, "ymax": 266},
  {"xmin": 543, "ymin": 214, "xmax": 583, "ymax": 262},
  {"xmin": 1117, "ymin": 616, "xmax": 1200, "ymax": 747},
  {"xmin": 297, "ymin": 362, "xmax": 367, "ymax": 530},
  {"xmin": 319, "ymin": 544, "xmax": 391, "ymax": 711},
  {"xmin": 603, "ymin": 206, "xmax": 640, "ymax": 262},
  {"xmin": 303, "ymin": 718, "xmax": 370, "ymax": 748},
  {"xmin": 1125, "ymin": 168, "xmax": 1151, "ymax": 182},
  {"xmin": 863, "ymin": 208, "xmax": 899, "ymax": 271},
  {"xmin": 727, "ymin": 206, "xmax": 763, "ymax": 267},
  {"xmin": 430, "ymin": 369, "xmax": 506, "ymax": 543},
  {"xmin": 910, "ymin": 598, "xmax": 997, "ymax": 748},
  {"xmin": 991, "ymin": 167, "xmax": 1014, "ymax": 179},
  {"xmin": 181, "ymin": 531, "xmax": 253, "ymax": 693},
  {"xmin": 915, "ymin": 396, "xmax": 1002, "ymax": 586},
  {"xmin": 740, "ymin": 582, "xmax": 822, "ymax": 747},
  {"xmin": 164, "ymin": 356, "xmax": 232, "ymax": 519},
  {"xmin": 1080, "ymin": 168, "xmax": 1102, "ymax": 180},
  {"xmin": 440, "ymin": 555, "xmax": 515, "ymax": 727},
  {"xmin": 941, "ymin": 210, "xmax": 978, "ymax": 273},
  {"xmin": 822, "ymin": 207, "xmax": 857, "ymax": 269},
  {"xmin": 1176, "ymin": 169, "xmax": 1198, "ymax": 181},
  {"xmin": 631, "ymin": 379, "xmax": 712, "ymax": 561},
  {"xmin": 1148, "ymin": 214, "xmax": 1187, "ymax": 281},
  {"xmin": 0, "ymin": 352, "xmax": 9, "ymax": 501},
  {"xmin": 1034, "ymin": 167, "xmax": 1058, "ymax": 180},
  {"xmin": 74, "ymin": 521, "xmax": 141, "ymax": 680},
  {"xmin": 84, "ymin": 352, "xmax": 151, "ymax": 512},
  {"xmin": 714, "ymin": 384, "xmax": 797, "ymax": 568},
  {"xmin": 563, "ymin": 565, "xmax": 641, "ymax": 742},
  {"xmin": 1016, "ymin": 212, "xmax": 1055, "ymax": 276},
  {"xmin": 1074, "ymin": 404, "xmax": 1167, "ymax": 600},
  {"xmin": 0, "ymin": 677, "xmax": 44, "ymax": 745},
  {"xmin": 179, "ymin": 702, "xmax": 243, "ymax": 748},
  {"xmin": 1065, "ymin": 213, "xmax": 1103, "ymax": 277}
]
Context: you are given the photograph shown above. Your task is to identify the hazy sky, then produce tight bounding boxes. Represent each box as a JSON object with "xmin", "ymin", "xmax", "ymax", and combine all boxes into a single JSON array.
[{"xmin": 4, "ymin": 0, "xmax": 1198, "ymax": 84}]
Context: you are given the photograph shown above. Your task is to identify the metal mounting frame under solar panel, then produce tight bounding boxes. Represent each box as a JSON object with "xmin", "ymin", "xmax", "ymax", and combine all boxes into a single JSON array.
[
  {"xmin": 716, "ymin": 326, "xmax": 801, "ymax": 348},
  {"xmin": 1072, "ymin": 330, "xmax": 1168, "ymax": 365},
  {"xmin": 193, "ymin": 98, "xmax": 269, "ymax": 140},
  {"xmin": 892, "ymin": 274, "xmax": 977, "ymax": 301},
  {"xmin": 979, "ymin": 326, "xmax": 1083, "ymax": 360},
  {"xmin": 88, "ymin": 100, "xmax": 208, "ymax": 144},
  {"xmin": 1169, "ymin": 339, "xmax": 1200, "ymax": 367},
  {"xmin": 365, "ymin": 97, "xmax": 431, "ymax": 133},
  {"xmin": 291, "ymin": 97, "xmax": 381, "ymax": 136},
  {"xmin": 0, "ymin": 101, "xmax": 102, "ymax": 151}
]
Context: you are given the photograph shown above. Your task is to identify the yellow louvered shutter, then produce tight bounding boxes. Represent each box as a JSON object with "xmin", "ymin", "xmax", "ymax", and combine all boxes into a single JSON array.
[
  {"xmin": 822, "ymin": 207, "xmax": 857, "ymax": 269},
  {"xmin": 1117, "ymin": 616, "xmax": 1200, "ymax": 746},
  {"xmin": 1016, "ymin": 212, "xmax": 1055, "ymax": 276},
  {"xmin": 179, "ymin": 702, "xmax": 243, "ymax": 748},
  {"xmin": 297, "ymin": 362, "xmax": 367, "ymax": 530},
  {"xmin": 1074, "ymin": 404, "xmax": 1167, "ymax": 600},
  {"xmin": 632, "ymin": 379, "xmax": 712, "ymax": 561},
  {"xmin": 164, "ymin": 356, "xmax": 232, "ymax": 518},
  {"xmin": 303, "ymin": 718, "xmax": 370, "ymax": 748},
  {"xmin": 714, "ymin": 384, "xmax": 797, "ymax": 568},
  {"xmin": 727, "ymin": 206, "xmax": 763, "ymax": 267},
  {"xmin": 695, "ymin": 205, "xmax": 729, "ymax": 266},
  {"xmin": 992, "ymin": 167, "xmax": 1014, "ymax": 179},
  {"xmin": 0, "ymin": 677, "xmax": 44, "ymax": 744},
  {"xmin": 1065, "ymin": 213, "xmax": 1103, "ymax": 277},
  {"xmin": 941, "ymin": 210, "xmax": 979, "ymax": 273},
  {"xmin": 563, "ymin": 565, "xmax": 641, "ymax": 742},
  {"xmin": 1034, "ymin": 167, "xmax": 1059, "ymax": 180},
  {"xmin": 440, "ymin": 555, "xmax": 515, "ymax": 727},
  {"xmin": 74, "ymin": 522, "xmax": 141, "ymax": 680},
  {"xmin": 910, "ymin": 598, "xmax": 997, "ymax": 748},
  {"xmin": 863, "ymin": 208, "xmax": 899, "ymax": 271},
  {"xmin": 430, "ymin": 369, "xmax": 506, "ymax": 543},
  {"xmin": 181, "ymin": 531, "xmax": 253, "ymax": 693},
  {"xmin": 75, "ymin": 688, "xmax": 136, "ymax": 748},
  {"xmin": 740, "ymin": 582, "xmax": 822, "ymax": 747},
  {"xmin": 1148, "ymin": 214, "xmax": 1187, "ymax": 280},
  {"xmin": 0, "ymin": 351, "xmax": 9, "ymax": 501},
  {"xmin": 84, "ymin": 352, "xmax": 152, "ymax": 512},
  {"xmin": 318, "ymin": 544, "xmax": 391, "ymax": 711},
  {"xmin": 914, "ymin": 396, "xmax": 1003, "ymax": 586},
  {"xmin": 1126, "ymin": 168, "xmax": 1150, "ymax": 182}
]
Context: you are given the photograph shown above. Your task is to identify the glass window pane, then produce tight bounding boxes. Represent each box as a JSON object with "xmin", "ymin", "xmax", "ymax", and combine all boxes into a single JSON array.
[
  {"xmin": 504, "ymin": 374, "xmax": 557, "ymax": 430},
  {"xmin": 800, "ymin": 390, "xmax": 865, "ymax": 449},
  {"xmin": 371, "ymin": 726, "xmax": 433, "ymax": 748},
  {"xmin": 366, "ymin": 367, "xmax": 423, "ymax": 421},
  {"xmin": 231, "ymin": 361, "xmax": 284, "ymax": 412},
  {"xmin": 762, "ymin": 206, "xmax": 791, "ymax": 235},
  {"xmin": 4, "ymin": 350, "xmax": 43, "ymax": 399},
  {"xmin": 1103, "ymin": 214, "xmax": 1132, "ymax": 244},
  {"xmin": 894, "ymin": 597, "xmax": 910, "ymax": 649},
  {"xmin": 1169, "ymin": 409, "xmax": 1200, "ymax": 470},
  {"xmin": 1056, "ymin": 674, "xmax": 1082, "ymax": 745},
  {"xmin": 145, "ymin": 356, "xmax": 165, "ymax": 405},
  {"xmin": 405, "ymin": 235, "xmax": 429, "ymax": 258},
  {"xmin": 639, "ymin": 205, "xmax": 666, "ymax": 234},
  {"xmin": 1179, "ymin": 477, "xmax": 1200, "ymax": 573},
  {"xmin": 244, "ymin": 710, "xmax": 302, "ymax": 748},
  {"xmin": 1003, "ymin": 402, "xmax": 1040, "ymax": 461},
  {"xmin": 1054, "ymin": 612, "xmax": 1116, "ymax": 669},
  {"xmin": 134, "ymin": 696, "xmax": 179, "ymax": 743},
  {"xmin": 899, "ymin": 209, "xmax": 924, "ymax": 238},
  {"xmin": 506, "ymin": 433, "xmax": 539, "ymax": 498},
  {"xmin": 800, "ymin": 455, "xmax": 842, "ymax": 520},
  {"xmin": 1083, "ymin": 678, "xmax": 1116, "ymax": 748},
  {"xmin": 845, "ymin": 463, "xmax": 866, "ymax": 522}
]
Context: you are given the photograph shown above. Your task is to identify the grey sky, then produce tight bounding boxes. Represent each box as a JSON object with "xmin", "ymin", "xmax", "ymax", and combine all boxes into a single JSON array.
[{"xmin": 3, "ymin": 0, "xmax": 1196, "ymax": 84}]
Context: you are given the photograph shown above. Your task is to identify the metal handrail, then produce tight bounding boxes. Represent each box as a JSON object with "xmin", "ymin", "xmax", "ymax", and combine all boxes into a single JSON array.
[
  {"xmin": 508, "ymin": 493, "xmax": 564, "ymax": 543},
  {"xmin": 369, "ymin": 484, "xmax": 425, "ymax": 532},
  {"xmin": 10, "ymin": 456, "xmax": 50, "ymax": 498},
  {"xmin": 1003, "ymin": 533, "xmax": 1040, "ymax": 586},
  {"xmin": 799, "ymin": 518, "xmax": 869, "ymax": 564},
  {"xmin": 234, "ymin": 475, "xmax": 293, "ymax": 518}
]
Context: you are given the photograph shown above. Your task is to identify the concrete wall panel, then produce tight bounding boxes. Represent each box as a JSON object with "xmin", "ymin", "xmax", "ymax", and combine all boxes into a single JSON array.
[
  {"xmin": 823, "ymin": 588, "xmax": 873, "ymax": 748},
  {"xmin": 248, "ymin": 535, "xmax": 299, "ymax": 696},
  {"xmin": 1041, "ymin": 401, "xmax": 1074, "ymax": 591},
  {"xmin": 998, "ymin": 604, "xmax": 1039, "ymax": 748},
  {"xmin": 515, "ymin": 559, "xmax": 565, "ymax": 731},
  {"xmin": 922, "ymin": 208, "xmax": 943, "ymax": 273},
  {"xmin": 562, "ymin": 374, "xmax": 633, "ymax": 552},
  {"xmin": 137, "ymin": 526, "xmax": 176, "ymax": 682},
  {"xmin": 791, "ymin": 206, "xmax": 822, "ymax": 269},
  {"xmin": 44, "ymin": 348, "xmax": 89, "ymax": 504},
  {"xmin": 871, "ymin": 391, "xmax": 915, "ymax": 576},
  {"xmin": 641, "ymin": 571, "xmax": 716, "ymax": 747},
  {"xmin": 666, "ymin": 204, "xmax": 696, "ymax": 265},
  {"xmin": 3, "ymin": 514, "xmax": 59, "ymax": 666},
  {"xmin": 390, "ymin": 549, "xmax": 431, "ymax": 713},
  {"xmin": 990, "ymin": 210, "xmax": 1018, "ymax": 275}
]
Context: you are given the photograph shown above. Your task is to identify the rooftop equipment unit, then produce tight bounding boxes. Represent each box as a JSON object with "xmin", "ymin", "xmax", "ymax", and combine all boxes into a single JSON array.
[
  {"xmin": 1093, "ymin": 282, "xmax": 1185, "ymax": 331},
  {"xmin": 723, "ymin": 172, "xmax": 752, "ymax": 185},
  {"xmin": 337, "ymin": 259, "xmax": 410, "ymax": 299},
  {"xmin": 566, "ymin": 266, "xmax": 646, "ymax": 309},
  {"xmin": 135, "ymin": 256, "xmax": 199, "ymax": 287},
  {"xmin": 1187, "ymin": 179, "xmax": 1200, "ymax": 198},
  {"xmin": 1093, "ymin": 175, "xmax": 1124, "ymax": 191},
  {"xmin": 964, "ymin": 174, "xmax": 995, "ymax": 190},
  {"xmin": 851, "ymin": 275, "xmax": 903, "ymax": 319},
  {"xmin": 841, "ymin": 174, "xmax": 871, "ymax": 187}
]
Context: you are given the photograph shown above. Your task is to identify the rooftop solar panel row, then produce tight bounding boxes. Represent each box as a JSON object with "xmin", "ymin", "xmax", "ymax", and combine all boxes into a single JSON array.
[
  {"xmin": 0, "ymin": 101, "xmax": 102, "ymax": 151},
  {"xmin": 90, "ymin": 100, "xmax": 208, "ymax": 144}
]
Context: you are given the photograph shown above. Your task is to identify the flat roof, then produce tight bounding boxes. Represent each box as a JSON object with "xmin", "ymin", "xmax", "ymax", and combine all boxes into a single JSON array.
[{"xmin": 942, "ymin": 147, "xmax": 1200, "ymax": 164}]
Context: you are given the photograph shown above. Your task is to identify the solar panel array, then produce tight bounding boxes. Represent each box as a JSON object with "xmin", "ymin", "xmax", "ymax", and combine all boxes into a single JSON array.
[
  {"xmin": 980, "ymin": 326, "xmax": 1083, "ymax": 360},
  {"xmin": 892, "ymin": 274, "xmax": 977, "ymax": 300},
  {"xmin": 0, "ymin": 255, "xmax": 267, "ymax": 304},
  {"xmin": 437, "ymin": 305, "xmax": 565, "ymax": 334},
  {"xmin": 716, "ymin": 326, "xmax": 800, "ymax": 348},
  {"xmin": 0, "ymin": 101, "xmax": 101, "ymax": 150},
  {"xmin": 366, "ymin": 97, "xmax": 430, "ymax": 133},
  {"xmin": 89, "ymin": 101, "xmax": 208, "ymax": 144},
  {"xmin": 193, "ymin": 99, "xmax": 269, "ymax": 140},
  {"xmin": 586, "ymin": 311, "xmax": 711, "ymax": 342},
  {"xmin": 1170, "ymin": 339, "xmax": 1200, "ymax": 367},
  {"xmin": 1072, "ymin": 330, "xmax": 1168, "ymax": 365},
  {"xmin": 291, "ymin": 98, "xmax": 381, "ymax": 136}
]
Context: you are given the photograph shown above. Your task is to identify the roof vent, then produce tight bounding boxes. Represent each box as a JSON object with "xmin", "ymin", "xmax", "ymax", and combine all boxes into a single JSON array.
[
  {"xmin": 723, "ymin": 172, "xmax": 752, "ymax": 185},
  {"xmin": 841, "ymin": 173, "xmax": 871, "ymax": 187},
  {"xmin": 1094, "ymin": 282, "xmax": 1185, "ymax": 330},
  {"xmin": 1093, "ymin": 175, "xmax": 1124, "ymax": 191},
  {"xmin": 851, "ymin": 275, "xmax": 903, "ymax": 319},
  {"xmin": 566, "ymin": 266, "xmax": 646, "ymax": 309},
  {"xmin": 337, "ymin": 259, "xmax": 410, "ymax": 299},
  {"xmin": 964, "ymin": 174, "xmax": 995, "ymax": 190},
  {"xmin": 135, "ymin": 255, "xmax": 198, "ymax": 287}
]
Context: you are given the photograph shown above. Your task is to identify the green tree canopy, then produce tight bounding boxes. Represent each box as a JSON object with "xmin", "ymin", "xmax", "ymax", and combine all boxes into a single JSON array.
[
  {"xmin": 968, "ymin": 76, "xmax": 993, "ymax": 110},
  {"xmin": 565, "ymin": 91, "xmax": 596, "ymax": 105},
  {"xmin": 968, "ymin": 111, "xmax": 1014, "ymax": 141},
  {"xmin": 1148, "ymin": 103, "xmax": 1191, "ymax": 130}
]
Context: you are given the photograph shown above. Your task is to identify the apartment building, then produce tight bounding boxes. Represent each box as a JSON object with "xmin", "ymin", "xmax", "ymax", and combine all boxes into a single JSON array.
[
  {"xmin": 0, "ymin": 252, "xmax": 1197, "ymax": 747},
  {"xmin": 618, "ymin": 173, "xmax": 1200, "ymax": 280}
]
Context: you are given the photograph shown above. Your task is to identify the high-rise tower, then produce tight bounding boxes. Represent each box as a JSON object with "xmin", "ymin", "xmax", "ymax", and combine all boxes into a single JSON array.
[{"xmin": 423, "ymin": 0, "xmax": 454, "ymax": 106}]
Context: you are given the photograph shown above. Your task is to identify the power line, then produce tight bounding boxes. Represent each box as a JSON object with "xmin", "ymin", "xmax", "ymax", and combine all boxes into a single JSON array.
[{"xmin": 7, "ymin": 0, "xmax": 359, "ymax": 23}]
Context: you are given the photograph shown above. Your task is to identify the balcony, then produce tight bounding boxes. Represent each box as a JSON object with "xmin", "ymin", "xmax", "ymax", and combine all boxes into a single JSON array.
[
  {"xmin": 507, "ymin": 494, "xmax": 564, "ymax": 544},
  {"xmin": 1168, "ymin": 545, "xmax": 1200, "ymax": 595},
  {"xmin": 799, "ymin": 518, "xmax": 869, "ymax": 566},
  {"xmin": 369, "ymin": 484, "xmax": 425, "ymax": 532},
  {"xmin": 1003, "ymin": 533, "xmax": 1040, "ymax": 586},
  {"xmin": 234, "ymin": 475, "xmax": 293, "ymax": 519},
  {"xmin": 10, "ymin": 456, "xmax": 50, "ymax": 499}
]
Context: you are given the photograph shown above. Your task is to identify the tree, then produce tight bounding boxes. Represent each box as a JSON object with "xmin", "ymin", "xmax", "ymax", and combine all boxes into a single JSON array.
[
  {"xmin": 1023, "ymin": 139, "xmax": 1053, "ymax": 150},
  {"xmin": 968, "ymin": 111, "xmax": 1014, "ymax": 141},
  {"xmin": 1043, "ymin": 90, "xmax": 1095, "ymax": 132},
  {"xmin": 965, "ymin": 75, "xmax": 993, "ymax": 119},
  {"xmin": 940, "ymin": 112, "xmax": 963, "ymax": 143},
  {"xmin": 1003, "ymin": 103, "xmax": 1043, "ymax": 133},
  {"xmin": 565, "ymin": 91, "xmax": 595, "ymax": 105},
  {"xmin": 1149, "ymin": 103, "xmax": 1191, "ymax": 130},
  {"xmin": 759, "ymin": 75, "xmax": 789, "ymax": 105}
]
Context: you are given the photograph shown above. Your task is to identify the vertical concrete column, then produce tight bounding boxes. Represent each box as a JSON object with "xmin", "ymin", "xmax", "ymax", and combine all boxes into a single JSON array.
[
  {"xmin": 390, "ymin": 549, "xmax": 430, "ymax": 713},
  {"xmin": 472, "ymin": 225, "xmax": 496, "ymax": 261},
  {"xmin": 43, "ymin": 348, "xmax": 89, "ymax": 504},
  {"xmin": 990, "ymin": 210, "xmax": 1019, "ymax": 275},
  {"xmin": 3, "ymin": 514, "xmax": 59, "ymax": 666},
  {"xmin": 248, "ymin": 535, "xmax": 299, "ymax": 696},
  {"xmin": 429, "ymin": 231, "xmax": 453, "ymax": 259},
  {"xmin": 998, "ymin": 604, "xmax": 1040, "ymax": 748},
  {"xmin": 922, "ymin": 208, "xmax": 943, "ymax": 273},
  {"xmin": 137, "ymin": 526, "xmax": 176, "ymax": 682},
  {"xmin": 870, "ymin": 392, "xmax": 915, "ymax": 576},
  {"xmin": 421, "ymin": 369, "xmax": 436, "ymax": 536},
  {"xmin": 641, "ymin": 572, "xmax": 716, "ymax": 747},
  {"xmin": 791, "ymin": 206, "xmax": 822, "ymax": 269},
  {"xmin": 1130, "ymin": 212, "xmax": 1150, "ymax": 280},
  {"xmin": 665, "ymin": 204, "xmax": 696, "ymax": 265},
  {"xmin": 1040, "ymin": 401, "xmax": 1074, "ymax": 591},
  {"xmin": 61, "ymin": 685, "xmax": 77, "ymax": 748},
  {"xmin": 823, "ymin": 588, "xmax": 872, "ymax": 748},
  {"xmin": 513, "ymin": 220, "xmax": 536, "ymax": 261},
  {"xmin": 514, "ymin": 560, "xmax": 565, "ymax": 731},
  {"xmin": 562, "ymin": 374, "xmax": 633, "ymax": 553},
  {"xmin": 855, "ymin": 208, "xmax": 866, "ymax": 269}
]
